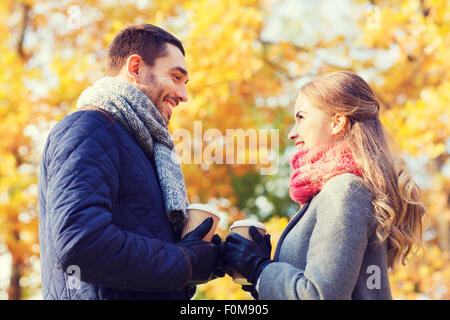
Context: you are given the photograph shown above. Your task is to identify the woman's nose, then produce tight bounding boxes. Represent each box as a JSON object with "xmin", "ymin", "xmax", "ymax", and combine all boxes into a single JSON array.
[{"xmin": 288, "ymin": 125, "xmax": 297, "ymax": 141}]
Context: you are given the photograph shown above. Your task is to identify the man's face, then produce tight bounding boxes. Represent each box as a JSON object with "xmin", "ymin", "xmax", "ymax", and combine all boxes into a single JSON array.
[{"xmin": 136, "ymin": 43, "xmax": 189, "ymax": 125}]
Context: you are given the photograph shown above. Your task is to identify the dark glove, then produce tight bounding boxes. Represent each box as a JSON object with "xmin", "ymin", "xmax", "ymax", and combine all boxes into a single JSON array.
[
  {"xmin": 211, "ymin": 234, "xmax": 226, "ymax": 279},
  {"xmin": 178, "ymin": 217, "xmax": 220, "ymax": 285},
  {"xmin": 242, "ymin": 285, "xmax": 259, "ymax": 300},
  {"xmin": 241, "ymin": 234, "xmax": 272, "ymax": 300},
  {"xmin": 222, "ymin": 226, "xmax": 272, "ymax": 284}
]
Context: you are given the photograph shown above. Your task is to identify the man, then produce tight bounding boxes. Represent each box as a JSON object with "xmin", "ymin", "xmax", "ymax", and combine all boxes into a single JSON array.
[{"xmin": 38, "ymin": 24, "xmax": 220, "ymax": 299}]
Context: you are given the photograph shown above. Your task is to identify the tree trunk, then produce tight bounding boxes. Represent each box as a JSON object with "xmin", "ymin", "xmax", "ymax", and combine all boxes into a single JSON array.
[
  {"xmin": 6, "ymin": 3, "xmax": 30, "ymax": 300},
  {"xmin": 8, "ymin": 257, "xmax": 22, "ymax": 300}
]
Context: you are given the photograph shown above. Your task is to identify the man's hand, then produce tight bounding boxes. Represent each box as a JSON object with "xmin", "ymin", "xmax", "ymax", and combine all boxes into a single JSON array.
[
  {"xmin": 178, "ymin": 217, "xmax": 220, "ymax": 285},
  {"xmin": 211, "ymin": 234, "xmax": 226, "ymax": 279}
]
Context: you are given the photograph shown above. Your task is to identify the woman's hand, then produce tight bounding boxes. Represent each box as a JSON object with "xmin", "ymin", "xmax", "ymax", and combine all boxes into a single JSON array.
[{"xmin": 222, "ymin": 226, "xmax": 272, "ymax": 284}]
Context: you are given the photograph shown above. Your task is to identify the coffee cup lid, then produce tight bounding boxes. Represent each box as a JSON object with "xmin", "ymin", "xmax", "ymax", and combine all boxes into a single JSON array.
[
  {"xmin": 229, "ymin": 219, "xmax": 266, "ymax": 231},
  {"xmin": 187, "ymin": 203, "xmax": 220, "ymax": 218}
]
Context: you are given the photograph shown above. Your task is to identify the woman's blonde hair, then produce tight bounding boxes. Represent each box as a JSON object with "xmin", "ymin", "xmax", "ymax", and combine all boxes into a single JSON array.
[{"xmin": 299, "ymin": 71, "xmax": 425, "ymax": 268}]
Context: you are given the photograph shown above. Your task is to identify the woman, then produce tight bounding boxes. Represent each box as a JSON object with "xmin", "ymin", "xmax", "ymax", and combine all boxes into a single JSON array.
[{"xmin": 222, "ymin": 71, "xmax": 425, "ymax": 300}]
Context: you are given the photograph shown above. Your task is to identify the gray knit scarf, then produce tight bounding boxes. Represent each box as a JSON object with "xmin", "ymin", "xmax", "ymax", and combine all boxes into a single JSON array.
[{"xmin": 76, "ymin": 77, "xmax": 188, "ymax": 233}]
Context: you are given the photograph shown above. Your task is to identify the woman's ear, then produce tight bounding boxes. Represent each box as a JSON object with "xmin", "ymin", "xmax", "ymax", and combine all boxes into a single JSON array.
[
  {"xmin": 125, "ymin": 54, "xmax": 142, "ymax": 84},
  {"xmin": 331, "ymin": 114, "xmax": 349, "ymax": 136}
]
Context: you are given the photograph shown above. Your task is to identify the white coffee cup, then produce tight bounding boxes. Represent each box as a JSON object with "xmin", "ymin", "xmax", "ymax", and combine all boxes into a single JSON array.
[
  {"xmin": 229, "ymin": 219, "xmax": 267, "ymax": 285},
  {"xmin": 181, "ymin": 204, "xmax": 221, "ymax": 242}
]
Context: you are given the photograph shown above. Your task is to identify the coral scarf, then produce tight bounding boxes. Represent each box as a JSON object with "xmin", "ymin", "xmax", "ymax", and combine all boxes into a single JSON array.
[{"xmin": 289, "ymin": 143, "xmax": 362, "ymax": 205}]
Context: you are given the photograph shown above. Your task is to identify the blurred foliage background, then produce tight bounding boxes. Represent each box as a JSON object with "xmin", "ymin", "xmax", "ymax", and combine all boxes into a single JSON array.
[{"xmin": 0, "ymin": 0, "xmax": 448, "ymax": 300}]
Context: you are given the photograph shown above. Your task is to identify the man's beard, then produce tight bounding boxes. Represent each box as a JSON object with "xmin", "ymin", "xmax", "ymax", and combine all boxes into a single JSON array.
[{"xmin": 136, "ymin": 74, "xmax": 168, "ymax": 124}]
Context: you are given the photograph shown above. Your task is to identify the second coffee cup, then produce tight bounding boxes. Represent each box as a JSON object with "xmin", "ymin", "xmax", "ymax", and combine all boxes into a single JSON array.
[
  {"xmin": 181, "ymin": 204, "xmax": 221, "ymax": 242},
  {"xmin": 229, "ymin": 219, "xmax": 267, "ymax": 285}
]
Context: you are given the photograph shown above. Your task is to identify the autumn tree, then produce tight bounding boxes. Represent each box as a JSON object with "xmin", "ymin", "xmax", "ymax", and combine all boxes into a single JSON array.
[
  {"xmin": 0, "ymin": 0, "xmax": 41, "ymax": 299},
  {"xmin": 0, "ymin": 0, "xmax": 448, "ymax": 299},
  {"xmin": 359, "ymin": 0, "xmax": 450, "ymax": 253}
]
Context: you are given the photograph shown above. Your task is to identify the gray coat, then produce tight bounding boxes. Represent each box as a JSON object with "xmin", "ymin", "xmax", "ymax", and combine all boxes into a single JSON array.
[{"xmin": 258, "ymin": 173, "xmax": 392, "ymax": 300}]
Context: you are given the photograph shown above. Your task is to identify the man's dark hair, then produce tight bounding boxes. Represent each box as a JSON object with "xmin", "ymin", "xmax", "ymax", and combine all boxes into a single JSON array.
[{"xmin": 106, "ymin": 24, "xmax": 185, "ymax": 75}]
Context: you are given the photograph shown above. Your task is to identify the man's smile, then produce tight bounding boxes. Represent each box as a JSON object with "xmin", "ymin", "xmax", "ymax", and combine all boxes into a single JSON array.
[{"xmin": 163, "ymin": 97, "xmax": 178, "ymax": 116}]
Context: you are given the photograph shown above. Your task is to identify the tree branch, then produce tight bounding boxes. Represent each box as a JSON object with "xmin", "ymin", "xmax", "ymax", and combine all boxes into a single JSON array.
[
  {"xmin": 17, "ymin": 3, "xmax": 30, "ymax": 60},
  {"xmin": 420, "ymin": 0, "xmax": 431, "ymax": 17}
]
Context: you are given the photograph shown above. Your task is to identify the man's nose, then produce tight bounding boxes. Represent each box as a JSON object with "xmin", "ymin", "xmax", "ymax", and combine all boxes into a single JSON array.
[{"xmin": 176, "ymin": 85, "xmax": 188, "ymax": 103}]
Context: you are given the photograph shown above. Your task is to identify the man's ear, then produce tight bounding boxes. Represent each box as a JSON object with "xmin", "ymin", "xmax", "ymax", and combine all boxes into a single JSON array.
[
  {"xmin": 331, "ymin": 114, "xmax": 349, "ymax": 136},
  {"xmin": 125, "ymin": 54, "xmax": 142, "ymax": 84}
]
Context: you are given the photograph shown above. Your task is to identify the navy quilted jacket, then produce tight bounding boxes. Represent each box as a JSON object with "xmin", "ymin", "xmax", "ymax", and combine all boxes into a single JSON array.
[{"xmin": 38, "ymin": 110, "xmax": 193, "ymax": 299}]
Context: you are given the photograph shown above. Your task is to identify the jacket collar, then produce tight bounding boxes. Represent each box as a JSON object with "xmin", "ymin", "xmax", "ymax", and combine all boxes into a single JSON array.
[{"xmin": 273, "ymin": 200, "xmax": 311, "ymax": 261}]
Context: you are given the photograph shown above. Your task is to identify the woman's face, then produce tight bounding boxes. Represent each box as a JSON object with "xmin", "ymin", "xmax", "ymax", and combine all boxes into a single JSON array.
[{"xmin": 288, "ymin": 93, "xmax": 335, "ymax": 151}]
